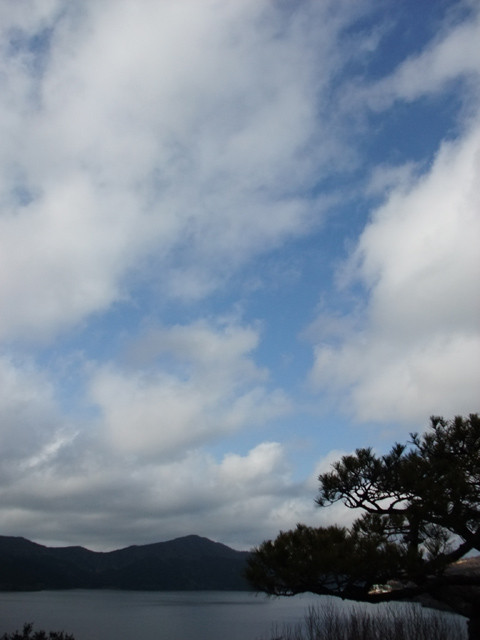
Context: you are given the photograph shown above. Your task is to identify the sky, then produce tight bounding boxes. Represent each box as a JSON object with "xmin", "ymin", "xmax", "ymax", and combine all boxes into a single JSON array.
[{"xmin": 0, "ymin": 0, "xmax": 479, "ymax": 552}]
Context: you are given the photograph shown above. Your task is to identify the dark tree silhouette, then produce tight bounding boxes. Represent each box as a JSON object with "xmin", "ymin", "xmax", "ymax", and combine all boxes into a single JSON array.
[
  {"xmin": 246, "ymin": 415, "xmax": 480, "ymax": 639},
  {"xmin": 0, "ymin": 624, "xmax": 75, "ymax": 640}
]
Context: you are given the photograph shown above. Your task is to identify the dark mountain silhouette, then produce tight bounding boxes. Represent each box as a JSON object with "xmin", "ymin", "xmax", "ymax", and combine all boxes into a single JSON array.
[{"xmin": 0, "ymin": 534, "xmax": 251, "ymax": 591}]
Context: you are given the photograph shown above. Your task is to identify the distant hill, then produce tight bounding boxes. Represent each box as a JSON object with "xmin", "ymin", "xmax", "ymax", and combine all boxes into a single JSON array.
[{"xmin": 0, "ymin": 534, "xmax": 251, "ymax": 591}]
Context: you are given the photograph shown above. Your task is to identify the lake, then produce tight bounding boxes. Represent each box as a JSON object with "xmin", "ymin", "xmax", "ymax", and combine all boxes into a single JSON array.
[
  {"xmin": 2, "ymin": 590, "xmax": 318, "ymax": 640},
  {"xmin": 0, "ymin": 590, "xmax": 467, "ymax": 640}
]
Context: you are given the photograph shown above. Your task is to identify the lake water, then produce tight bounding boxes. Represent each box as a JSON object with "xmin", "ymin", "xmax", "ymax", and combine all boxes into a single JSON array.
[
  {"xmin": 1, "ymin": 590, "xmax": 318, "ymax": 640},
  {"xmin": 0, "ymin": 590, "xmax": 467, "ymax": 640}
]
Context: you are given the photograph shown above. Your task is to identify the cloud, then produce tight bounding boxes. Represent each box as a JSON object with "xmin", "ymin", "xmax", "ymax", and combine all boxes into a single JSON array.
[
  {"xmin": 365, "ymin": 5, "xmax": 480, "ymax": 109},
  {"xmin": 0, "ymin": 427, "xmax": 321, "ymax": 550},
  {"xmin": 0, "ymin": 314, "xmax": 296, "ymax": 550},
  {"xmin": 1, "ymin": 1, "xmax": 478, "ymax": 554},
  {"xmin": 0, "ymin": 353, "xmax": 355, "ymax": 550},
  {"xmin": 0, "ymin": 0, "xmax": 366, "ymax": 341},
  {"xmin": 0, "ymin": 0, "xmax": 386, "ymax": 551},
  {"xmin": 0, "ymin": 326, "xmax": 323, "ymax": 551},
  {"xmin": 0, "ymin": 333, "xmax": 294, "ymax": 550},
  {"xmin": 89, "ymin": 319, "xmax": 290, "ymax": 458},
  {"xmin": 0, "ymin": 355, "xmax": 69, "ymax": 467},
  {"xmin": 0, "ymin": 174, "xmax": 139, "ymax": 340},
  {"xmin": 311, "ymin": 119, "xmax": 480, "ymax": 425}
]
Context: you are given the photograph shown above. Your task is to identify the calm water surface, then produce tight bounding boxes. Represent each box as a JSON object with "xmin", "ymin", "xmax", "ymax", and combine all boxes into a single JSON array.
[
  {"xmin": 0, "ymin": 590, "xmax": 467, "ymax": 640},
  {"xmin": 0, "ymin": 590, "xmax": 323, "ymax": 640}
]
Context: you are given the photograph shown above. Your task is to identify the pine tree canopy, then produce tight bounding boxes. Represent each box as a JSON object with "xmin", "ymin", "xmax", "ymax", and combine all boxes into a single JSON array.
[{"xmin": 246, "ymin": 415, "xmax": 480, "ymax": 618}]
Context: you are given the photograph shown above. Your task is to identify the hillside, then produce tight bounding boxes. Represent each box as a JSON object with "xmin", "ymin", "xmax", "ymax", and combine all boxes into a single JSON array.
[{"xmin": 0, "ymin": 535, "xmax": 251, "ymax": 591}]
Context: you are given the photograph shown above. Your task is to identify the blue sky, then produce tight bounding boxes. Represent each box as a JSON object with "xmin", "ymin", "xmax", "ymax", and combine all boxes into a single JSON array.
[{"xmin": 0, "ymin": 0, "xmax": 479, "ymax": 551}]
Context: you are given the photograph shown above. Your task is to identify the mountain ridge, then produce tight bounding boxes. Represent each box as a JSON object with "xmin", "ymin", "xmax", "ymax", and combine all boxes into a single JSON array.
[{"xmin": 0, "ymin": 534, "xmax": 251, "ymax": 591}]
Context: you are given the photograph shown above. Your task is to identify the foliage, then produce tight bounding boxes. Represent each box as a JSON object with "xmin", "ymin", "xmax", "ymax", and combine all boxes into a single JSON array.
[
  {"xmin": 317, "ymin": 414, "xmax": 480, "ymax": 577},
  {"xmin": 246, "ymin": 415, "xmax": 480, "ymax": 614},
  {"xmin": 258, "ymin": 602, "xmax": 466, "ymax": 640},
  {"xmin": 245, "ymin": 523, "xmax": 402, "ymax": 599},
  {"xmin": 0, "ymin": 623, "xmax": 75, "ymax": 640}
]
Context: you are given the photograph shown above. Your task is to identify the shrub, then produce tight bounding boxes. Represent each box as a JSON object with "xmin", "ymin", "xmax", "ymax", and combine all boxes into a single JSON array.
[
  {"xmin": 0, "ymin": 623, "xmax": 75, "ymax": 640},
  {"xmin": 259, "ymin": 602, "xmax": 467, "ymax": 640}
]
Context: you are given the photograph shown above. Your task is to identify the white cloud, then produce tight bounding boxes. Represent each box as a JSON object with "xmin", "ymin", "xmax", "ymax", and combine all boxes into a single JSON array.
[
  {"xmin": 365, "ymin": 6, "xmax": 480, "ymax": 109},
  {"xmin": 90, "ymin": 320, "xmax": 290, "ymax": 457},
  {"xmin": 0, "ymin": 336, "xmax": 328, "ymax": 550},
  {"xmin": 366, "ymin": 161, "xmax": 420, "ymax": 197},
  {"xmin": 1, "ymin": 0, "xmax": 360, "ymax": 539},
  {"xmin": 0, "ymin": 421, "xmax": 321, "ymax": 550},
  {"xmin": 0, "ymin": 355, "xmax": 68, "ymax": 465},
  {"xmin": 0, "ymin": 0, "xmax": 63, "ymax": 31},
  {"xmin": 311, "ymin": 120, "xmax": 480, "ymax": 425},
  {"xmin": 0, "ymin": 174, "xmax": 140, "ymax": 340},
  {"xmin": 0, "ymin": 0, "xmax": 363, "ymax": 341},
  {"xmin": 219, "ymin": 442, "xmax": 288, "ymax": 488}
]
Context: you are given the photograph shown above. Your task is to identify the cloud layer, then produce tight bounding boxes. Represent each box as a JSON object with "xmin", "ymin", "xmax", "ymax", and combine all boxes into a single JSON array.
[
  {"xmin": 91, "ymin": 320, "xmax": 290, "ymax": 458},
  {"xmin": 310, "ymin": 15, "xmax": 480, "ymax": 425},
  {"xmin": 0, "ymin": 0, "xmax": 359, "ymax": 340},
  {"xmin": 0, "ymin": 0, "xmax": 478, "ymax": 550}
]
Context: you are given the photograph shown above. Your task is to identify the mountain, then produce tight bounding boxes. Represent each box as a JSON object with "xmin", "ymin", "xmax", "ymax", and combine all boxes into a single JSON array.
[{"xmin": 0, "ymin": 534, "xmax": 251, "ymax": 591}]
